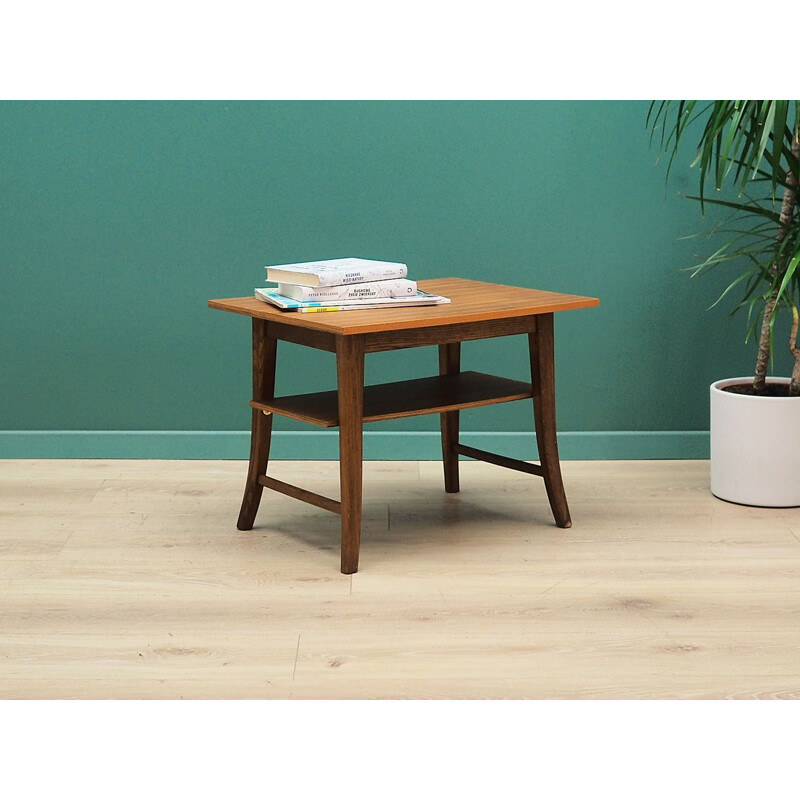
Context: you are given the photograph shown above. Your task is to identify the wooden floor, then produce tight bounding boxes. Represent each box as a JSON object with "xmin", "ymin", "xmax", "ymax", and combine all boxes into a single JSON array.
[{"xmin": 1, "ymin": 458, "xmax": 799, "ymax": 699}]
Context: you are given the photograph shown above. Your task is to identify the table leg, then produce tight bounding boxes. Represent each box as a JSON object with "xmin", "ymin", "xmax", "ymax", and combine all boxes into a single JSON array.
[
  {"xmin": 237, "ymin": 319, "xmax": 277, "ymax": 530},
  {"xmin": 336, "ymin": 334, "xmax": 365, "ymax": 574},
  {"xmin": 439, "ymin": 341, "xmax": 461, "ymax": 493},
  {"xmin": 528, "ymin": 315, "xmax": 572, "ymax": 528}
]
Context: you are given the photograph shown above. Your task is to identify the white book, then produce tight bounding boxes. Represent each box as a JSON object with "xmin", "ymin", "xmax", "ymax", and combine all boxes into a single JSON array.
[
  {"xmin": 255, "ymin": 288, "xmax": 450, "ymax": 311},
  {"xmin": 276, "ymin": 278, "xmax": 417, "ymax": 302},
  {"xmin": 264, "ymin": 257, "xmax": 408, "ymax": 287}
]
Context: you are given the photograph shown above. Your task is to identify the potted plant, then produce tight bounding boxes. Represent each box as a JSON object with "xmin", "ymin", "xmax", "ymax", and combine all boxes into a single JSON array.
[{"xmin": 648, "ymin": 101, "xmax": 800, "ymax": 506}]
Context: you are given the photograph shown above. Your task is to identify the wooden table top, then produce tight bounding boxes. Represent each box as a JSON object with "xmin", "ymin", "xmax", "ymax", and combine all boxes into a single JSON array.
[{"xmin": 209, "ymin": 277, "xmax": 598, "ymax": 336}]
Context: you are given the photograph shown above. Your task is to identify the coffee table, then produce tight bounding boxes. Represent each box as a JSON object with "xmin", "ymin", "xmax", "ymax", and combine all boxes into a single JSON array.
[{"xmin": 209, "ymin": 277, "xmax": 598, "ymax": 573}]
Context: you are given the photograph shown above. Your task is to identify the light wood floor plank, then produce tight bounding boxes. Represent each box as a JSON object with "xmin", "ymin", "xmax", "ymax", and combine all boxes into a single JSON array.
[
  {"xmin": 1, "ymin": 459, "xmax": 799, "ymax": 699},
  {"xmin": 4, "ymin": 675, "xmax": 800, "ymax": 700}
]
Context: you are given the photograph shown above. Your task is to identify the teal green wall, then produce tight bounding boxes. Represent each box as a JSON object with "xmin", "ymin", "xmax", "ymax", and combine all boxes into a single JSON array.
[{"xmin": 2, "ymin": 101, "xmax": 788, "ymax": 458}]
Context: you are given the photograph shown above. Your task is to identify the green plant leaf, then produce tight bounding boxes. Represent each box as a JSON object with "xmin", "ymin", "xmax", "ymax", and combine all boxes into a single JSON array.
[
  {"xmin": 774, "ymin": 249, "xmax": 800, "ymax": 300},
  {"xmin": 771, "ymin": 101, "xmax": 790, "ymax": 200},
  {"xmin": 682, "ymin": 194, "xmax": 782, "ymax": 222},
  {"xmin": 647, "ymin": 99, "xmax": 800, "ymax": 370}
]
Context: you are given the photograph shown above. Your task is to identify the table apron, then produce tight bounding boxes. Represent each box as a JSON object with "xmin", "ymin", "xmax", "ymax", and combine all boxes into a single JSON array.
[
  {"xmin": 266, "ymin": 320, "xmax": 337, "ymax": 352},
  {"xmin": 361, "ymin": 314, "xmax": 539, "ymax": 353}
]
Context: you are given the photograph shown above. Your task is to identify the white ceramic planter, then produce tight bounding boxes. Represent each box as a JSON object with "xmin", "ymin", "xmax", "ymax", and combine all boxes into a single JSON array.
[{"xmin": 710, "ymin": 377, "xmax": 800, "ymax": 507}]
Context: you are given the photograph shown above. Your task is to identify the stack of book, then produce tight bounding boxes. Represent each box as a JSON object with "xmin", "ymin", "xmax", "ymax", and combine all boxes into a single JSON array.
[{"xmin": 254, "ymin": 258, "xmax": 450, "ymax": 313}]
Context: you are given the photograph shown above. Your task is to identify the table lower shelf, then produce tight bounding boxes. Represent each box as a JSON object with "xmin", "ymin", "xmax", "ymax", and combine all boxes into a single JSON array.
[{"xmin": 250, "ymin": 370, "xmax": 533, "ymax": 427}]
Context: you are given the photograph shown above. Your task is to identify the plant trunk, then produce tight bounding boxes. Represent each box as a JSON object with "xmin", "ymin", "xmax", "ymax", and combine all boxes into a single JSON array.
[
  {"xmin": 793, "ymin": 132, "xmax": 800, "ymax": 396},
  {"xmin": 791, "ymin": 305, "xmax": 800, "ymax": 395},
  {"xmin": 754, "ymin": 127, "xmax": 800, "ymax": 395},
  {"xmin": 753, "ymin": 292, "xmax": 778, "ymax": 394},
  {"xmin": 791, "ymin": 355, "xmax": 800, "ymax": 395}
]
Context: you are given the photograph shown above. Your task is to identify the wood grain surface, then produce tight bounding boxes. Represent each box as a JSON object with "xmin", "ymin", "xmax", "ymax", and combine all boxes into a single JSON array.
[
  {"xmin": 250, "ymin": 371, "xmax": 533, "ymax": 427},
  {"xmin": 2, "ymin": 458, "xmax": 799, "ymax": 699},
  {"xmin": 209, "ymin": 278, "xmax": 599, "ymax": 336}
]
